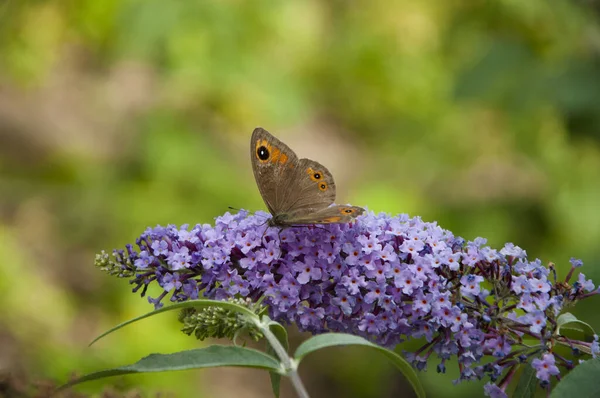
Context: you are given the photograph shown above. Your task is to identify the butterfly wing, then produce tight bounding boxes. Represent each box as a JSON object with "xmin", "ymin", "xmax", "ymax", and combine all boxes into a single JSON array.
[
  {"xmin": 251, "ymin": 127, "xmax": 300, "ymax": 215},
  {"xmin": 285, "ymin": 205, "xmax": 365, "ymax": 225},
  {"xmin": 278, "ymin": 158, "xmax": 336, "ymax": 213},
  {"xmin": 251, "ymin": 128, "xmax": 336, "ymax": 215}
]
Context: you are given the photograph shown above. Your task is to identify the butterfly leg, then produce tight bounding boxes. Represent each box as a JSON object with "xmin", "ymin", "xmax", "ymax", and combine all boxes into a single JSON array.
[
  {"xmin": 277, "ymin": 226, "xmax": 289, "ymax": 243},
  {"xmin": 260, "ymin": 224, "xmax": 270, "ymax": 241}
]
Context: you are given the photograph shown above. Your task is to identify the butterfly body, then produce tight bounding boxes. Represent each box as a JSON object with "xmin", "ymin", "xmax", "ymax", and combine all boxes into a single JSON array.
[{"xmin": 251, "ymin": 127, "xmax": 364, "ymax": 227}]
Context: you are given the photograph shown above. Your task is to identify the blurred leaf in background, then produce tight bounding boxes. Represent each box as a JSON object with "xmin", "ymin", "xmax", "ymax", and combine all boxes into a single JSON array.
[{"xmin": 1, "ymin": 0, "xmax": 600, "ymax": 397}]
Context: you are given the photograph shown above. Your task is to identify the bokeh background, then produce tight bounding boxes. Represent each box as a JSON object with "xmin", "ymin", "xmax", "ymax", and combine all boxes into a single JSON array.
[{"xmin": 1, "ymin": 1, "xmax": 600, "ymax": 397}]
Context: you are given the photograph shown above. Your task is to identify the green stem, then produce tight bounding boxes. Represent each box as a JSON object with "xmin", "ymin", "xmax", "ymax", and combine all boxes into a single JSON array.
[{"xmin": 253, "ymin": 318, "xmax": 310, "ymax": 398}]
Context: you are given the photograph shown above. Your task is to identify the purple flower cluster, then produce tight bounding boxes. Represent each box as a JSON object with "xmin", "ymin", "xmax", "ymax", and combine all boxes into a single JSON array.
[{"xmin": 100, "ymin": 210, "xmax": 599, "ymax": 397}]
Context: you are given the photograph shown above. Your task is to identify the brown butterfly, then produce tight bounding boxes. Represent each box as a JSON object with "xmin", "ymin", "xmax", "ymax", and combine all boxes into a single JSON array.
[{"xmin": 251, "ymin": 127, "xmax": 364, "ymax": 227}]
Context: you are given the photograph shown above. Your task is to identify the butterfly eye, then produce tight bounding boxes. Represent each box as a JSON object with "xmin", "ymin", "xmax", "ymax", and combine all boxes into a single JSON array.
[{"xmin": 257, "ymin": 146, "xmax": 270, "ymax": 161}]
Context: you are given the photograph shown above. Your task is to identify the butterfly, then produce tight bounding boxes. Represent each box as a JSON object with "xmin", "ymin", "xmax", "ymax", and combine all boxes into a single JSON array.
[{"xmin": 251, "ymin": 127, "xmax": 364, "ymax": 227}]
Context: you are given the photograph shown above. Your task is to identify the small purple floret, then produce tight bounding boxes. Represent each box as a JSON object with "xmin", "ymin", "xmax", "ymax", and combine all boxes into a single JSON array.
[{"xmin": 531, "ymin": 353, "xmax": 560, "ymax": 382}]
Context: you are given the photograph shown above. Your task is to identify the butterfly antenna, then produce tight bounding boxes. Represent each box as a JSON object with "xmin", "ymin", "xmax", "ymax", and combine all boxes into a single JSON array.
[
  {"xmin": 227, "ymin": 206, "xmax": 262, "ymax": 219},
  {"xmin": 228, "ymin": 206, "xmax": 273, "ymax": 223}
]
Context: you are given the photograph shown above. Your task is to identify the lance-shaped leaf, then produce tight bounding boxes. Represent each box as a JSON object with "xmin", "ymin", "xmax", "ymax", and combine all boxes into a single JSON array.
[
  {"xmin": 294, "ymin": 333, "xmax": 426, "ymax": 398},
  {"xmin": 59, "ymin": 345, "xmax": 281, "ymax": 391},
  {"xmin": 512, "ymin": 364, "xmax": 537, "ymax": 398},
  {"xmin": 550, "ymin": 358, "xmax": 600, "ymax": 398},
  {"xmin": 556, "ymin": 312, "xmax": 596, "ymax": 342}
]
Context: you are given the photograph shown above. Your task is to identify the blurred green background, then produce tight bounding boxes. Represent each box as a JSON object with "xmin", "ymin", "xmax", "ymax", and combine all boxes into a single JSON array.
[{"xmin": 1, "ymin": 0, "xmax": 600, "ymax": 397}]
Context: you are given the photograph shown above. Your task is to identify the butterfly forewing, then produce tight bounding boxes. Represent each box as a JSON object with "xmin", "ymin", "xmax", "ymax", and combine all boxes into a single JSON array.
[{"xmin": 251, "ymin": 128, "xmax": 299, "ymax": 215}]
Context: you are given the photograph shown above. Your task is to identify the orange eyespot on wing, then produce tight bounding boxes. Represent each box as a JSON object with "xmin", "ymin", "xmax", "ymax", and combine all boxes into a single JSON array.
[
  {"xmin": 339, "ymin": 207, "xmax": 357, "ymax": 214},
  {"xmin": 306, "ymin": 167, "xmax": 324, "ymax": 182},
  {"xmin": 255, "ymin": 139, "xmax": 272, "ymax": 163},
  {"xmin": 318, "ymin": 182, "xmax": 328, "ymax": 191}
]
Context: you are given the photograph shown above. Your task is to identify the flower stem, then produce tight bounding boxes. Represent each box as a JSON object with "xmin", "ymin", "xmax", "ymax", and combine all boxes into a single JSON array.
[
  {"xmin": 254, "ymin": 318, "xmax": 311, "ymax": 398},
  {"xmin": 288, "ymin": 368, "xmax": 310, "ymax": 398}
]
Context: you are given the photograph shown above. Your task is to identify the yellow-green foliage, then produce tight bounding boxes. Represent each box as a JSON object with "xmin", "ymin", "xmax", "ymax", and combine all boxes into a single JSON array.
[{"xmin": 1, "ymin": 1, "xmax": 599, "ymax": 397}]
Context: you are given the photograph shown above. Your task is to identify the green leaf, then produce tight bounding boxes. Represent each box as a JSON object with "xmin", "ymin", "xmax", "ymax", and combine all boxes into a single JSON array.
[
  {"xmin": 89, "ymin": 299, "xmax": 259, "ymax": 346},
  {"xmin": 294, "ymin": 333, "xmax": 425, "ymax": 398},
  {"xmin": 265, "ymin": 318, "xmax": 289, "ymax": 398},
  {"xmin": 550, "ymin": 358, "xmax": 600, "ymax": 398},
  {"xmin": 59, "ymin": 345, "xmax": 281, "ymax": 391},
  {"xmin": 512, "ymin": 364, "xmax": 537, "ymax": 398},
  {"xmin": 556, "ymin": 312, "xmax": 596, "ymax": 342}
]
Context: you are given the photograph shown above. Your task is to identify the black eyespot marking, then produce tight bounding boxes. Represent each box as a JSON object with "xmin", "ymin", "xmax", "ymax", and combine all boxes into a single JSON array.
[
  {"xmin": 344, "ymin": 209, "xmax": 353, "ymax": 213},
  {"xmin": 257, "ymin": 146, "xmax": 269, "ymax": 160},
  {"xmin": 313, "ymin": 173, "xmax": 321, "ymax": 179},
  {"xmin": 320, "ymin": 184, "xmax": 326, "ymax": 189}
]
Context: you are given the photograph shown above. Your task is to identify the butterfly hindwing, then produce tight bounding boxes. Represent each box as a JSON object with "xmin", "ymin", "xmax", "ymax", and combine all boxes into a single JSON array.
[
  {"xmin": 278, "ymin": 158, "xmax": 336, "ymax": 213},
  {"xmin": 285, "ymin": 205, "xmax": 364, "ymax": 225}
]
